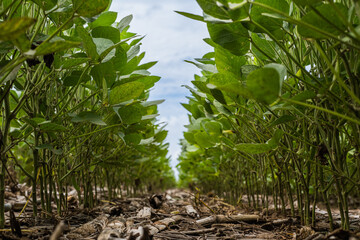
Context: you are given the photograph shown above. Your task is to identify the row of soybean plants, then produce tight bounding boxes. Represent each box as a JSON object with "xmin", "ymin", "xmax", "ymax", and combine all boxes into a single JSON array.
[
  {"xmin": 0, "ymin": 0, "xmax": 175, "ymax": 228},
  {"xmin": 177, "ymin": 0, "xmax": 360, "ymax": 230}
]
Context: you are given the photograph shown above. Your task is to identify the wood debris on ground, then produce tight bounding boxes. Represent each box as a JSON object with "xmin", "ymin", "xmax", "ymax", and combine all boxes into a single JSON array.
[{"xmin": 0, "ymin": 189, "xmax": 359, "ymax": 239}]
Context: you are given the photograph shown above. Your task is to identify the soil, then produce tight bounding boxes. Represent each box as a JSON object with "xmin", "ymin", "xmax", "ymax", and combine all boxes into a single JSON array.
[{"xmin": 1, "ymin": 188, "xmax": 360, "ymax": 240}]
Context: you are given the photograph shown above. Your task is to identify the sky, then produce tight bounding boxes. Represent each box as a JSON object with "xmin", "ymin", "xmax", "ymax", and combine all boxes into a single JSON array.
[{"xmin": 110, "ymin": 1, "xmax": 212, "ymax": 177}]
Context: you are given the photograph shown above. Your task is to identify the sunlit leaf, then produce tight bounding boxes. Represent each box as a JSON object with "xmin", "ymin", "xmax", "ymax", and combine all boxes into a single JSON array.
[
  {"xmin": 109, "ymin": 82, "xmax": 145, "ymax": 104},
  {"xmin": 298, "ymin": 3, "xmax": 347, "ymax": 39},
  {"xmin": 246, "ymin": 68, "xmax": 280, "ymax": 104},
  {"xmin": 73, "ymin": 0, "xmax": 110, "ymax": 17},
  {"xmin": 0, "ymin": 17, "xmax": 35, "ymax": 41}
]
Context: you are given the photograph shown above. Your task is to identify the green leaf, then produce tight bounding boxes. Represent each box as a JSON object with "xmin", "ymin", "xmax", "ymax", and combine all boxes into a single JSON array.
[
  {"xmin": 250, "ymin": 0, "xmax": 289, "ymax": 33},
  {"xmin": 175, "ymin": 11, "xmax": 204, "ymax": 22},
  {"xmin": 215, "ymin": 46, "xmax": 246, "ymax": 78},
  {"xmin": 196, "ymin": 0, "xmax": 229, "ymax": 19},
  {"xmin": 30, "ymin": 0, "xmax": 57, "ymax": 10},
  {"xmin": 76, "ymin": 26, "xmax": 99, "ymax": 60},
  {"xmin": 267, "ymin": 129, "xmax": 284, "ymax": 147},
  {"xmin": 289, "ymin": 90, "xmax": 316, "ymax": 102},
  {"xmin": 154, "ymin": 130, "xmax": 168, "ymax": 142},
  {"xmin": 251, "ymin": 33, "xmax": 276, "ymax": 60},
  {"xmin": 63, "ymin": 71, "xmax": 91, "ymax": 86},
  {"xmin": 90, "ymin": 61, "xmax": 116, "ymax": 87},
  {"xmin": 89, "ymin": 11, "xmax": 118, "ymax": 28},
  {"xmin": 184, "ymin": 132, "xmax": 196, "ymax": 145},
  {"xmin": 210, "ymin": 89, "xmax": 227, "ymax": 105},
  {"xmin": 0, "ymin": 17, "xmax": 36, "ymax": 41},
  {"xmin": 268, "ymin": 115, "xmax": 296, "ymax": 127},
  {"xmin": 141, "ymin": 99, "xmax": 165, "ymax": 107},
  {"xmin": 236, "ymin": 129, "xmax": 283, "ymax": 154},
  {"xmin": 124, "ymin": 133, "xmax": 142, "ymax": 145},
  {"xmin": 264, "ymin": 63, "xmax": 286, "ymax": 91},
  {"xmin": 35, "ymin": 41, "xmax": 80, "ymax": 56},
  {"xmin": 246, "ymin": 68, "xmax": 280, "ymax": 104},
  {"xmin": 184, "ymin": 60, "xmax": 217, "ymax": 73},
  {"xmin": 109, "ymin": 82, "xmax": 145, "ymax": 104},
  {"xmin": 241, "ymin": 65, "xmax": 259, "ymax": 78},
  {"xmin": 207, "ymin": 22, "xmax": 249, "ymax": 56},
  {"xmin": 61, "ymin": 57, "xmax": 89, "ymax": 69},
  {"xmin": 73, "ymin": 0, "xmax": 110, "ymax": 17},
  {"xmin": 71, "ymin": 111, "xmax": 106, "ymax": 125},
  {"xmin": 92, "ymin": 26, "xmax": 120, "ymax": 43},
  {"xmin": 293, "ymin": 0, "xmax": 322, "ymax": 7},
  {"xmin": 118, "ymin": 104, "xmax": 145, "ymax": 124},
  {"xmin": 298, "ymin": 3, "xmax": 347, "ymax": 39},
  {"xmin": 93, "ymin": 38, "xmax": 116, "ymax": 62},
  {"xmin": 203, "ymin": 121, "xmax": 222, "ymax": 139},
  {"xmin": 39, "ymin": 121, "xmax": 67, "ymax": 132},
  {"xmin": 210, "ymin": 73, "xmax": 238, "ymax": 87},
  {"xmin": 194, "ymin": 131, "xmax": 216, "ymax": 148},
  {"xmin": 236, "ymin": 143, "xmax": 274, "ymax": 154},
  {"xmin": 118, "ymin": 15, "xmax": 133, "ymax": 33}
]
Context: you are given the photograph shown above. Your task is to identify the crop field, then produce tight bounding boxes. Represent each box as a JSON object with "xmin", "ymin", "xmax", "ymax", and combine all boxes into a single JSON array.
[{"xmin": 0, "ymin": 0, "xmax": 360, "ymax": 239}]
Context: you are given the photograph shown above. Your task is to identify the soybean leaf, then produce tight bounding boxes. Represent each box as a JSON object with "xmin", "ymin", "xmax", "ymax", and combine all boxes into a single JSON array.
[
  {"xmin": 31, "ymin": 0, "xmax": 57, "ymax": 10},
  {"xmin": 62, "ymin": 71, "xmax": 90, "ymax": 86},
  {"xmin": 39, "ymin": 122, "xmax": 67, "ymax": 132},
  {"xmin": 241, "ymin": 65, "xmax": 259, "ymax": 78},
  {"xmin": 118, "ymin": 15, "xmax": 133, "ymax": 33},
  {"xmin": 89, "ymin": 11, "xmax": 118, "ymax": 28},
  {"xmin": 184, "ymin": 132, "xmax": 196, "ymax": 145},
  {"xmin": 207, "ymin": 22, "xmax": 249, "ymax": 56},
  {"xmin": 251, "ymin": 33, "xmax": 276, "ymax": 60},
  {"xmin": 293, "ymin": 0, "xmax": 323, "ymax": 7},
  {"xmin": 76, "ymin": 26, "xmax": 98, "ymax": 60},
  {"xmin": 250, "ymin": 0, "xmax": 289, "ymax": 33},
  {"xmin": 90, "ymin": 61, "xmax": 116, "ymax": 87},
  {"xmin": 0, "ymin": 17, "xmax": 36, "ymax": 41},
  {"xmin": 185, "ymin": 60, "xmax": 217, "ymax": 73},
  {"xmin": 154, "ymin": 130, "xmax": 167, "ymax": 142},
  {"xmin": 298, "ymin": 3, "xmax": 347, "ymax": 39},
  {"xmin": 267, "ymin": 129, "xmax": 284, "ymax": 147},
  {"xmin": 236, "ymin": 129, "xmax": 283, "ymax": 153},
  {"xmin": 61, "ymin": 57, "xmax": 89, "ymax": 69},
  {"xmin": 71, "ymin": 111, "xmax": 106, "ymax": 125},
  {"xmin": 175, "ymin": 11, "xmax": 204, "ymax": 22},
  {"xmin": 215, "ymin": 46, "xmax": 246, "ymax": 78},
  {"xmin": 236, "ymin": 143, "xmax": 273, "ymax": 154},
  {"xmin": 246, "ymin": 68, "xmax": 280, "ymax": 104},
  {"xmin": 118, "ymin": 104, "xmax": 145, "ymax": 124},
  {"xmin": 268, "ymin": 115, "xmax": 296, "ymax": 127},
  {"xmin": 194, "ymin": 131, "xmax": 216, "ymax": 148},
  {"xmin": 136, "ymin": 76, "xmax": 161, "ymax": 89},
  {"xmin": 73, "ymin": 0, "xmax": 110, "ymax": 17},
  {"xmin": 203, "ymin": 121, "xmax": 222, "ymax": 139},
  {"xmin": 92, "ymin": 26, "xmax": 120, "ymax": 43},
  {"xmin": 288, "ymin": 90, "xmax": 316, "ymax": 102},
  {"xmin": 109, "ymin": 82, "xmax": 145, "ymax": 104},
  {"xmin": 35, "ymin": 41, "xmax": 80, "ymax": 56},
  {"xmin": 264, "ymin": 63, "xmax": 286, "ymax": 91},
  {"xmin": 93, "ymin": 38, "xmax": 116, "ymax": 62},
  {"xmin": 124, "ymin": 133, "xmax": 142, "ymax": 145},
  {"xmin": 196, "ymin": 0, "xmax": 229, "ymax": 19},
  {"xmin": 210, "ymin": 89, "xmax": 227, "ymax": 105}
]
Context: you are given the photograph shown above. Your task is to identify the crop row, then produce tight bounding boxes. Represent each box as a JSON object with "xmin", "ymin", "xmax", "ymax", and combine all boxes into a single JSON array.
[
  {"xmin": 0, "ymin": 0, "xmax": 175, "ymax": 228},
  {"xmin": 178, "ymin": 0, "xmax": 360, "ymax": 230}
]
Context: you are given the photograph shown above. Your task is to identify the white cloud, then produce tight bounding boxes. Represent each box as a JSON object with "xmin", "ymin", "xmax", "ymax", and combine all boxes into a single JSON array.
[{"xmin": 110, "ymin": 0, "xmax": 212, "ymax": 177}]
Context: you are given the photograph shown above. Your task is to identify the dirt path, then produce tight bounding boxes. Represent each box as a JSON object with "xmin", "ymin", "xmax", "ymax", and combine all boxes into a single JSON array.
[{"xmin": 1, "ymin": 189, "xmax": 360, "ymax": 239}]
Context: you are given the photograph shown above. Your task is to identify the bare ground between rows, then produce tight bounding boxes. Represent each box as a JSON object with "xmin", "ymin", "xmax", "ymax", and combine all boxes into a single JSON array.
[{"xmin": 1, "ymin": 189, "xmax": 360, "ymax": 240}]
